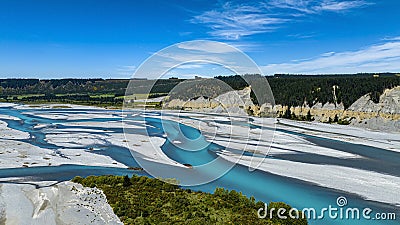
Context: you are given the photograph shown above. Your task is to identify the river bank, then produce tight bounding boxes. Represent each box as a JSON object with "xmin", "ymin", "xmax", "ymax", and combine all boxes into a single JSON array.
[{"xmin": 0, "ymin": 103, "xmax": 398, "ymax": 224}]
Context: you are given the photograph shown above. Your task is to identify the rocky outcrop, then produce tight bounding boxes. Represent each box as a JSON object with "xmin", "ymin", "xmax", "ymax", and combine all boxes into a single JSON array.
[
  {"xmin": 348, "ymin": 86, "xmax": 400, "ymax": 117},
  {"xmin": 164, "ymin": 85, "xmax": 399, "ymax": 131},
  {"xmin": 267, "ymin": 86, "xmax": 400, "ymax": 131},
  {"xmin": 164, "ymin": 86, "xmax": 257, "ymax": 115},
  {"xmin": 346, "ymin": 86, "xmax": 400, "ymax": 131}
]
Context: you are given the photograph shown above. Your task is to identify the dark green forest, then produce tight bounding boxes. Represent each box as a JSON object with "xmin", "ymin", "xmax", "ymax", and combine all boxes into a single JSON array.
[
  {"xmin": 1, "ymin": 73, "xmax": 399, "ymax": 108},
  {"xmin": 72, "ymin": 175, "xmax": 308, "ymax": 225},
  {"xmin": 217, "ymin": 73, "xmax": 400, "ymax": 109}
]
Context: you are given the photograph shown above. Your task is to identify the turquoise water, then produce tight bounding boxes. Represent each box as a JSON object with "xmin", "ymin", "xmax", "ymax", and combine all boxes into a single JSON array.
[{"xmin": 0, "ymin": 106, "xmax": 398, "ymax": 224}]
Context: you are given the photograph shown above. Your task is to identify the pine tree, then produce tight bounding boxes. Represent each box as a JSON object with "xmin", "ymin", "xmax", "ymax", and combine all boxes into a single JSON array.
[
  {"xmin": 333, "ymin": 114, "xmax": 339, "ymax": 123},
  {"xmin": 306, "ymin": 110, "xmax": 313, "ymax": 121},
  {"xmin": 123, "ymin": 175, "xmax": 131, "ymax": 187}
]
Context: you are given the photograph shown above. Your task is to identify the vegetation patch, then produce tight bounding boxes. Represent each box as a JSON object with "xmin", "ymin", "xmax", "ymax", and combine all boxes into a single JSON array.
[{"xmin": 72, "ymin": 175, "xmax": 308, "ymax": 225}]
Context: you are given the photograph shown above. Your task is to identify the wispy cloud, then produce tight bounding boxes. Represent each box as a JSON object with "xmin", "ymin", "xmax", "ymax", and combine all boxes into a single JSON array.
[
  {"xmin": 192, "ymin": 2, "xmax": 287, "ymax": 40},
  {"xmin": 268, "ymin": 0, "xmax": 371, "ymax": 13},
  {"xmin": 315, "ymin": 0, "xmax": 372, "ymax": 12},
  {"xmin": 383, "ymin": 36, "xmax": 400, "ymax": 41},
  {"xmin": 266, "ymin": 0, "xmax": 315, "ymax": 14},
  {"xmin": 261, "ymin": 37, "xmax": 400, "ymax": 74},
  {"xmin": 177, "ymin": 41, "xmax": 238, "ymax": 53},
  {"xmin": 287, "ymin": 32, "xmax": 316, "ymax": 39},
  {"xmin": 192, "ymin": 0, "xmax": 372, "ymax": 40},
  {"xmin": 116, "ymin": 65, "xmax": 136, "ymax": 77}
]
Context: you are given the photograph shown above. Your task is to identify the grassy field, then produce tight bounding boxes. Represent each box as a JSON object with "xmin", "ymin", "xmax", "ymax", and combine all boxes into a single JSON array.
[{"xmin": 1, "ymin": 92, "xmax": 166, "ymax": 109}]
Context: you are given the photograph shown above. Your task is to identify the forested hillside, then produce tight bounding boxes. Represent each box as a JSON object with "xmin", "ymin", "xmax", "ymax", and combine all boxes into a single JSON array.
[
  {"xmin": 0, "ymin": 78, "xmax": 185, "ymax": 96},
  {"xmin": 1, "ymin": 73, "xmax": 399, "ymax": 108},
  {"xmin": 218, "ymin": 73, "xmax": 400, "ymax": 109}
]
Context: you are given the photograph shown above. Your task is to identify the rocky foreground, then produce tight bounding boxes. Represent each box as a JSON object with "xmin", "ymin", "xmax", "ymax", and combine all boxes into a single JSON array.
[{"xmin": 0, "ymin": 181, "xmax": 122, "ymax": 225}]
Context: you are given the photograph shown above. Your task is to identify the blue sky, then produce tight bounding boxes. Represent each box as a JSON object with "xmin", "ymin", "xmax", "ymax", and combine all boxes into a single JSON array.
[{"xmin": 0, "ymin": 0, "xmax": 399, "ymax": 78}]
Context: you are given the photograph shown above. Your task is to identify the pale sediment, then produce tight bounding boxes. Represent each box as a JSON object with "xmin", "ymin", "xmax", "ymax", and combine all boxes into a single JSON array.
[{"xmin": 0, "ymin": 181, "xmax": 122, "ymax": 225}]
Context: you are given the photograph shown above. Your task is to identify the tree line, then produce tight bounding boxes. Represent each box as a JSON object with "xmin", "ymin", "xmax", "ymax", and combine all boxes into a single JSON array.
[{"xmin": 1, "ymin": 73, "xmax": 399, "ymax": 109}]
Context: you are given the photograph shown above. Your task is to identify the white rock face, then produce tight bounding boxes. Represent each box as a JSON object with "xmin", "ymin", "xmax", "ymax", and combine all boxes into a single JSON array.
[
  {"xmin": 165, "ymin": 86, "xmax": 254, "ymax": 115},
  {"xmin": 213, "ymin": 86, "xmax": 253, "ymax": 108},
  {"xmin": 348, "ymin": 94, "xmax": 381, "ymax": 113},
  {"xmin": 322, "ymin": 102, "xmax": 344, "ymax": 110},
  {"xmin": 349, "ymin": 86, "xmax": 400, "ymax": 114},
  {"xmin": 0, "ymin": 181, "xmax": 123, "ymax": 225},
  {"xmin": 271, "ymin": 86, "xmax": 400, "ymax": 131},
  {"xmin": 381, "ymin": 87, "xmax": 400, "ymax": 114},
  {"xmin": 347, "ymin": 86, "xmax": 400, "ymax": 131},
  {"xmin": 165, "ymin": 86, "xmax": 400, "ymax": 132}
]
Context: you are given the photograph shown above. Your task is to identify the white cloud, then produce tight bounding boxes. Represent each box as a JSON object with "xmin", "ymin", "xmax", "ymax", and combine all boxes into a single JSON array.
[
  {"xmin": 266, "ymin": 0, "xmax": 315, "ymax": 14},
  {"xmin": 177, "ymin": 41, "xmax": 238, "ymax": 53},
  {"xmin": 119, "ymin": 65, "xmax": 136, "ymax": 70},
  {"xmin": 383, "ymin": 36, "xmax": 400, "ymax": 41},
  {"xmin": 320, "ymin": 51, "xmax": 336, "ymax": 57},
  {"xmin": 287, "ymin": 32, "xmax": 316, "ymax": 39},
  {"xmin": 116, "ymin": 65, "xmax": 136, "ymax": 77},
  {"xmin": 192, "ymin": 0, "xmax": 372, "ymax": 40},
  {"xmin": 176, "ymin": 64, "xmax": 205, "ymax": 69},
  {"xmin": 315, "ymin": 0, "xmax": 372, "ymax": 11},
  {"xmin": 192, "ymin": 2, "xmax": 287, "ymax": 40},
  {"xmin": 268, "ymin": 0, "xmax": 371, "ymax": 13},
  {"xmin": 261, "ymin": 38, "xmax": 400, "ymax": 74}
]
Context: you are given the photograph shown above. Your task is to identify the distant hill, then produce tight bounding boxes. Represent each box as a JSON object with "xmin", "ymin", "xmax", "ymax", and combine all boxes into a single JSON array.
[{"xmin": 1, "ymin": 73, "xmax": 399, "ymax": 109}]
